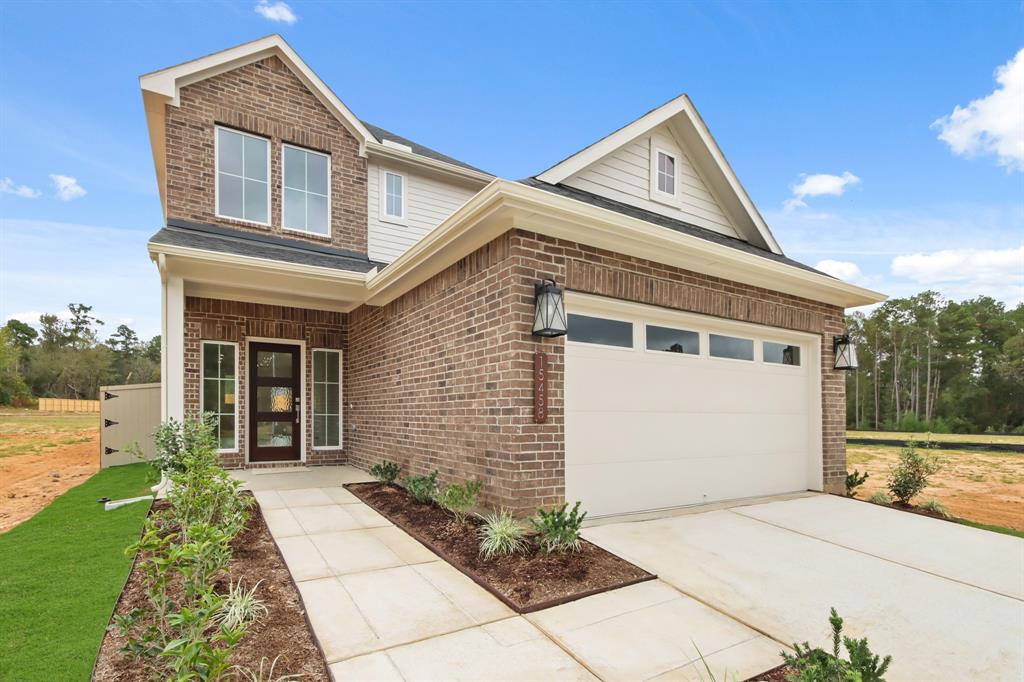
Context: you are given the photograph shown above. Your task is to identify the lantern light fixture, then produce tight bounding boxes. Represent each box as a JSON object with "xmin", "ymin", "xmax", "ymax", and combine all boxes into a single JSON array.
[
  {"xmin": 833, "ymin": 334, "xmax": 858, "ymax": 371},
  {"xmin": 532, "ymin": 278, "xmax": 567, "ymax": 338}
]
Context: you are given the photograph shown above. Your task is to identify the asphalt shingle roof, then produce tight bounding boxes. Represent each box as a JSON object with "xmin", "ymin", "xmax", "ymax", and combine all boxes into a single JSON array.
[{"xmin": 361, "ymin": 121, "xmax": 493, "ymax": 176}]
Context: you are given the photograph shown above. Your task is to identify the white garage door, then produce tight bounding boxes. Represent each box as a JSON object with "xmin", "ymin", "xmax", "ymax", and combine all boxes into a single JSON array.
[{"xmin": 565, "ymin": 293, "xmax": 822, "ymax": 517}]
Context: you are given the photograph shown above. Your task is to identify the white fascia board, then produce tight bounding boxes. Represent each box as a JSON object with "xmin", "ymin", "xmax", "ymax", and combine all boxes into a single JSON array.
[
  {"xmin": 365, "ymin": 141, "xmax": 492, "ymax": 185},
  {"xmin": 535, "ymin": 94, "xmax": 783, "ymax": 255},
  {"xmin": 139, "ymin": 35, "xmax": 373, "ymax": 147}
]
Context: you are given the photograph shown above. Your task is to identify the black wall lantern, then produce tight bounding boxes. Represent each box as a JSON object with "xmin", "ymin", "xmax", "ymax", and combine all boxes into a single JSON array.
[
  {"xmin": 833, "ymin": 334, "xmax": 858, "ymax": 371},
  {"xmin": 532, "ymin": 278, "xmax": 567, "ymax": 337}
]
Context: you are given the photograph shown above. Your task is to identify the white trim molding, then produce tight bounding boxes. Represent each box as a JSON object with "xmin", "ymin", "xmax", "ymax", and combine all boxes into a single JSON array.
[
  {"xmin": 311, "ymin": 348, "xmax": 343, "ymax": 450},
  {"xmin": 199, "ymin": 339, "xmax": 240, "ymax": 454},
  {"xmin": 378, "ymin": 167, "xmax": 408, "ymax": 226}
]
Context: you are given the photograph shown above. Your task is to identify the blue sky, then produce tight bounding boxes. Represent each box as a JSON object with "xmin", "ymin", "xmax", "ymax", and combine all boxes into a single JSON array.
[{"xmin": 1, "ymin": 1, "xmax": 1021, "ymax": 339}]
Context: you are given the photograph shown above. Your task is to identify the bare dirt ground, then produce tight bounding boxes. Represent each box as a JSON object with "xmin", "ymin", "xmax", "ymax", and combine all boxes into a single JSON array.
[
  {"xmin": 848, "ymin": 443, "xmax": 1024, "ymax": 531},
  {"xmin": 0, "ymin": 411, "xmax": 100, "ymax": 532}
]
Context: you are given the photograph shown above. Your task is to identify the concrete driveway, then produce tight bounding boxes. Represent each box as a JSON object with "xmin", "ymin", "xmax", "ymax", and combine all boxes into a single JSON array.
[{"xmin": 586, "ymin": 494, "xmax": 1024, "ymax": 682}]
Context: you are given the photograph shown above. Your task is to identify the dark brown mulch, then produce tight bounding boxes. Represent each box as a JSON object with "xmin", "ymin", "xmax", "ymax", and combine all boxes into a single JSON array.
[
  {"xmin": 93, "ymin": 499, "xmax": 329, "ymax": 681},
  {"xmin": 345, "ymin": 481, "xmax": 656, "ymax": 613},
  {"xmin": 744, "ymin": 663, "xmax": 793, "ymax": 681}
]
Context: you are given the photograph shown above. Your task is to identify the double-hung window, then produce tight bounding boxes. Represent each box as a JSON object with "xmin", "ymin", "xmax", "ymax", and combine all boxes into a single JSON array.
[
  {"xmin": 201, "ymin": 341, "xmax": 238, "ymax": 451},
  {"xmin": 312, "ymin": 350, "xmax": 342, "ymax": 448},
  {"xmin": 283, "ymin": 144, "xmax": 330, "ymax": 235},
  {"xmin": 380, "ymin": 169, "xmax": 406, "ymax": 223},
  {"xmin": 216, "ymin": 127, "xmax": 269, "ymax": 224}
]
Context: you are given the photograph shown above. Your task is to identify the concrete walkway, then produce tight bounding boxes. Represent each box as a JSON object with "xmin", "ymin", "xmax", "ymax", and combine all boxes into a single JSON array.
[
  {"xmin": 236, "ymin": 467, "xmax": 782, "ymax": 682},
  {"xmin": 586, "ymin": 494, "xmax": 1024, "ymax": 682}
]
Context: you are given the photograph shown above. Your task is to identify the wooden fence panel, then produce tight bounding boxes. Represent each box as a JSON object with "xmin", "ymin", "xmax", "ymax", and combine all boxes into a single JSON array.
[{"xmin": 38, "ymin": 398, "xmax": 100, "ymax": 413}]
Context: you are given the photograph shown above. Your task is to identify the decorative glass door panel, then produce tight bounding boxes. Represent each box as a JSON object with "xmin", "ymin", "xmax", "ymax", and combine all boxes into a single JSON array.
[{"xmin": 248, "ymin": 342, "xmax": 301, "ymax": 461}]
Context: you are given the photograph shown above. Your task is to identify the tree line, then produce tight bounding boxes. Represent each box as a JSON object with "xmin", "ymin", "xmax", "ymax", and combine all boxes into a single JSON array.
[
  {"xmin": 0, "ymin": 303, "xmax": 160, "ymax": 405},
  {"xmin": 846, "ymin": 292, "xmax": 1023, "ymax": 434}
]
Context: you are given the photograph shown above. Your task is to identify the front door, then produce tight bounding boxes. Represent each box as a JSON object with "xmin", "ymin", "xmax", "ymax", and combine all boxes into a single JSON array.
[{"xmin": 249, "ymin": 342, "xmax": 301, "ymax": 462}]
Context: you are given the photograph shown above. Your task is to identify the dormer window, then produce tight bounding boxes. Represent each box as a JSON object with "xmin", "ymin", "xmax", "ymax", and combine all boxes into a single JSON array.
[
  {"xmin": 216, "ymin": 126, "xmax": 270, "ymax": 225},
  {"xmin": 380, "ymin": 169, "xmax": 407, "ymax": 224},
  {"xmin": 655, "ymin": 149, "xmax": 676, "ymax": 196},
  {"xmin": 283, "ymin": 144, "xmax": 330, "ymax": 236}
]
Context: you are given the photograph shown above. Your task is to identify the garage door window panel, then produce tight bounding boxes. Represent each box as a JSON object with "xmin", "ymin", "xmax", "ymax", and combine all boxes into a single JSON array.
[
  {"xmin": 709, "ymin": 333, "xmax": 754, "ymax": 361},
  {"xmin": 646, "ymin": 325, "xmax": 700, "ymax": 355},
  {"xmin": 567, "ymin": 314, "xmax": 633, "ymax": 348},
  {"xmin": 764, "ymin": 341, "xmax": 801, "ymax": 366}
]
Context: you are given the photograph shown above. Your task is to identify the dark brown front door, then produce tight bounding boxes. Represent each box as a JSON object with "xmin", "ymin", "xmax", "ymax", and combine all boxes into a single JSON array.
[{"xmin": 249, "ymin": 342, "xmax": 301, "ymax": 462}]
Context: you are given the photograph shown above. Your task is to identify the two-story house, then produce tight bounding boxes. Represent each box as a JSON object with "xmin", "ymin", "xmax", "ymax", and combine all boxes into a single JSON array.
[{"xmin": 141, "ymin": 35, "xmax": 884, "ymax": 517}]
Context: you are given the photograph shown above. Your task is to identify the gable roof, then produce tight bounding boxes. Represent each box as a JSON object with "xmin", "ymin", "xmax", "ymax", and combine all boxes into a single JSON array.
[
  {"xmin": 535, "ymin": 94, "xmax": 783, "ymax": 255},
  {"xmin": 362, "ymin": 122, "xmax": 492, "ymax": 176}
]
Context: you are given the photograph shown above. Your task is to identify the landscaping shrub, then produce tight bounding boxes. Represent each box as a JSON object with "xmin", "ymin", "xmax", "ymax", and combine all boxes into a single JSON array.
[
  {"xmin": 920, "ymin": 498, "xmax": 950, "ymax": 518},
  {"xmin": 530, "ymin": 501, "xmax": 587, "ymax": 554},
  {"xmin": 404, "ymin": 470, "xmax": 439, "ymax": 504},
  {"xmin": 112, "ymin": 415, "xmax": 262, "ymax": 681},
  {"xmin": 948, "ymin": 416, "xmax": 975, "ymax": 434},
  {"xmin": 845, "ymin": 469, "xmax": 868, "ymax": 497},
  {"xmin": 869, "ymin": 490, "xmax": 892, "ymax": 505},
  {"xmin": 436, "ymin": 479, "xmax": 482, "ymax": 524},
  {"xmin": 151, "ymin": 415, "xmax": 218, "ymax": 476},
  {"xmin": 478, "ymin": 509, "xmax": 528, "ymax": 560},
  {"xmin": 233, "ymin": 655, "xmax": 302, "ymax": 682},
  {"xmin": 887, "ymin": 442, "xmax": 942, "ymax": 505},
  {"xmin": 781, "ymin": 607, "xmax": 892, "ymax": 682},
  {"xmin": 369, "ymin": 460, "xmax": 401, "ymax": 485}
]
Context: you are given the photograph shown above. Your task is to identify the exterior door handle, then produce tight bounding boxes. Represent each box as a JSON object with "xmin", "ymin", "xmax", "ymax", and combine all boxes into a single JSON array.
[{"xmin": 294, "ymin": 397, "xmax": 300, "ymax": 424}]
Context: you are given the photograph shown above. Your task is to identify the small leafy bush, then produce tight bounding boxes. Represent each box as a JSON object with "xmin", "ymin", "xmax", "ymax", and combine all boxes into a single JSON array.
[
  {"xmin": 887, "ymin": 442, "xmax": 942, "ymax": 505},
  {"xmin": 436, "ymin": 480, "xmax": 482, "ymax": 524},
  {"xmin": 845, "ymin": 469, "xmax": 868, "ymax": 497},
  {"xmin": 920, "ymin": 497, "xmax": 950, "ymax": 518},
  {"xmin": 404, "ymin": 470, "xmax": 439, "ymax": 504},
  {"xmin": 370, "ymin": 460, "xmax": 401, "ymax": 484},
  {"xmin": 781, "ymin": 607, "xmax": 892, "ymax": 682},
  {"xmin": 530, "ymin": 501, "xmax": 587, "ymax": 554},
  {"xmin": 478, "ymin": 509, "xmax": 528, "ymax": 559},
  {"xmin": 869, "ymin": 490, "xmax": 892, "ymax": 505},
  {"xmin": 215, "ymin": 579, "xmax": 268, "ymax": 630}
]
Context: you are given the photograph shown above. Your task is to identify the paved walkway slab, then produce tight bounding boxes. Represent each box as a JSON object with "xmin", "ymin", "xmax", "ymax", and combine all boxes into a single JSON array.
[
  {"xmin": 585, "ymin": 502, "xmax": 1024, "ymax": 682},
  {"xmin": 732, "ymin": 494, "xmax": 1024, "ymax": 599},
  {"xmin": 528, "ymin": 580, "xmax": 780, "ymax": 682}
]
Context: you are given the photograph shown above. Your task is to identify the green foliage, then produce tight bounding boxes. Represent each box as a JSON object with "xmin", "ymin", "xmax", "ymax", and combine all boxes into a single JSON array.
[
  {"xmin": 232, "ymin": 655, "xmax": 303, "ymax": 682},
  {"xmin": 0, "ymin": 463, "xmax": 152, "ymax": 681},
  {"xmin": 0, "ymin": 326, "xmax": 32, "ymax": 405},
  {"xmin": 887, "ymin": 442, "xmax": 942, "ymax": 505},
  {"xmin": 844, "ymin": 469, "xmax": 868, "ymax": 497},
  {"xmin": 781, "ymin": 608, "xmax": 892, "ymax": 682},
  {"xmin": 404, "ymin": 470, "xmax": 439, "ymax": 504},
  {"xmin": 114, "ymin": 415, "xmax": 255, "ymax": 680},
  {"xmin": 369, "ymin": 460, "xmax": 401, "ymax": 484},
  {"xmin": 920, "ymin": 498, "xmax": 950, "ymax": 518},
  {"xmin": 869, "ymin": 490, "xmax": 892, "ymax": 505},
  {"xmin": 436, "ymin": 479, "xmax": 482, "ymax": 524},
  {"xmin": 478, "ymin": 509, "xmax": 528, "ymax": 560},
  {"xmin": 530, "ymin": 501, "xmax": 587, "ymax": 554}
]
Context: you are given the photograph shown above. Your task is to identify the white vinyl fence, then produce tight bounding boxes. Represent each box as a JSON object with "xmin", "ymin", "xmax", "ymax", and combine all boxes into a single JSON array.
[{"xmin": 100, "ymin": 383, "xmax": 161, "ymax": 468}]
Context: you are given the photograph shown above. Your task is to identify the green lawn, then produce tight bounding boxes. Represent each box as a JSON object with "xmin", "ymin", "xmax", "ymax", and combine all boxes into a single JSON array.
[
  {"xmin": 0, "ymin": 463, "xmax": 153, "ymax": 681},
  {"xmin": 0, "ymin": 409, "xmax": 98, "ymax": 459}
]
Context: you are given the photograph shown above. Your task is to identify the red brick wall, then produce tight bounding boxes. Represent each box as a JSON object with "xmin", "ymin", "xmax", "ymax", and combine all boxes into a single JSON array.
[
  {"xmin": 183, "ymin": 297, "xmax": 346, "ymax": 468},
  {"xmin": 346, "ymin": 229, "xmax": 847, "ymax": 513},
  {"xmin": 165, "ymin": 56, "xmax": 368, "ymax": 254}
]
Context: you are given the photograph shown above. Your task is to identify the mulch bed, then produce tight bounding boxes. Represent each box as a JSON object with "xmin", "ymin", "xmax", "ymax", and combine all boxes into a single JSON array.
[
  {"xmin": 93, "ymin": 499, "xmax": 329, "ymax": 681},
  {"xmin": 745, "ymin": 664, "xmax": 793, "ymax": 681},
  {"xmin": 344, "ymin": 482, "xmax": 655, "ymax": 613}
]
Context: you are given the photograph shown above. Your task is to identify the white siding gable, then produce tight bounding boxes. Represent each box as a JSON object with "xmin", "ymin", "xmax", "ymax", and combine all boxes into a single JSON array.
[
  {"xmin": 562, "ymin": 124, "xmax": 740, "ymax": 238},
  {"xmin": 367, "ymin": 161, "xmax": 479, "ymax": 263}
]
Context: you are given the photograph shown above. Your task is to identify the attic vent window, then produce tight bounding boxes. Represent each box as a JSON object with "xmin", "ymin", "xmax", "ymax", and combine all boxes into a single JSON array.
[{"xmin": 656, "ymin": 150, "xmax": 676, "ymax": 195}]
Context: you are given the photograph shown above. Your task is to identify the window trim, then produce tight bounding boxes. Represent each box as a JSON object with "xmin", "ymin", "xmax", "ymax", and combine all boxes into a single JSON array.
[
  {"xmin": 214, "ymin": 125, "xmax": 271, "ymax": 227},
  {"xmin": 311, "ymin": 348, "xmax": 343, "ymax": 450},
  {"xmin": 763, "ymin": 340, "xmax": 803, "ymax": 367},
  {"xmin": 565, "ymin": 313, "xmax": 636, "ymax": 351},
  {"xmin": 649, "ymin": 140, "xmax": 679, "ymax": 205},
  {"xmin": 281, "ymin": 143, "xmax": 332, "ymax": 237},
  {"xmin": 379, "ymin": 167, "xmax": 408, "ymax": 226},
  {"xmin": 707, "ymin": 332, "xmax": 756, "ymax": 363},
  {"xmin": 643, "ymin": 323, "xmax": 701, "ymax": 358},
  {"xmin": 200, "ymin": 340, "xmax": 239, "ymax": 454}
]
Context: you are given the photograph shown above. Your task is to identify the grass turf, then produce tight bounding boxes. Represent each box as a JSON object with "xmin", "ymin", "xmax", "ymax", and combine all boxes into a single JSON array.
[
  {"xmin": 0, "ymin": 463, "xmax": 154, "ymax": 680},
  {"xmin": 957, "ymin": 519, "xmax": 1024, "ymax": 539}
]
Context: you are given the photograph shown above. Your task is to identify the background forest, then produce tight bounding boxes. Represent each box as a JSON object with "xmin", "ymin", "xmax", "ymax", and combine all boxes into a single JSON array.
[{"xmin": 0, "ymin": 304, "xmax": 160, "ymax": 405}]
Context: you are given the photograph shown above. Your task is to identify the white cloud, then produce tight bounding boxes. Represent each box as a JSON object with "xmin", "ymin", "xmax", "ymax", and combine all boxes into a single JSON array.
[
  {"xmin": 891, "ymin": 246, "xmax": 1023, "ymax": 284},
  {"xmin": 255, "ymin": 0, "xmax": 297, "ymax": 23},
  {"xmin": 815, "ymin": 259, "xmax": 864, "ymax": 282},
  {"xmin": 932, "ymin": 48, "xmax": 1024, "ymax": 172},
  {"xmin": 0, "ymin": 177, "xmax": 41, "ymax": 198},
  {"xmin": 49, "ymin": 174, "xmax": 86, "ymax": 201},
  {"xmin": 784, "ymin": 171, "xmax": 860, "ymax": 211}
]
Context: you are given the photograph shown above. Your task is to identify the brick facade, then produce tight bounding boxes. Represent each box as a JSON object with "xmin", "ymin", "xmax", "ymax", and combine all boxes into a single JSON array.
[
  {"xmin": 183, "ymin": 297, "xmax": 346, "ymax": 468},
  {"xmin": 165, "ymin": 56, "xmax": 368, "ymax": 254}
]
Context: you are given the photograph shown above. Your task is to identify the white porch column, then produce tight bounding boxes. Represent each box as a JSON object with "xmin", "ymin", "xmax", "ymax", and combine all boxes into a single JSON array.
[{"xmin": 160, "ymin": 259, "xmax": 185, "ymax": 422}]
